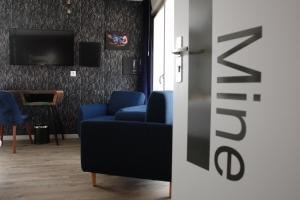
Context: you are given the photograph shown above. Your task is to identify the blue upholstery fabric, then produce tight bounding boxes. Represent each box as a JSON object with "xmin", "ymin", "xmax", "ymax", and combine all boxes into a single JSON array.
[
  {"xmin": 82, "ymin": 115, "xmax": 115, "ymax": 122},
  {"xmin": 80, "ymin": 91, "xmax": 173, "ymax": 182},
  {"xmin": 79, "ymin": 104, "xmax": 108, "ymax": 122},
  {"xmin": 115, "ymin": 105, "xmax": 146, "ymax": 122},
  {"xmin": 107, "ymin": 91, "xmax": 145, "ymax": 115},
  {"xmin": 79, "ymin": 91, "xmax": 146, "ymax": 134},
  {"xmin": 146, "ymin": 91, "xmax": 173, "ymax": 124},
  {"xmin": 81, "ymin": 120, "xmax": 172, "ymax": 181},
  {"xmin": 0, "ymin": 91, "xmax": 28, "ymax": 125}
]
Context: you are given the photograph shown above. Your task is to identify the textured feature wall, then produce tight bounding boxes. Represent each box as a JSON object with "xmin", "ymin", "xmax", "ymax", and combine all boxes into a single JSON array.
[{"xmin": 0, "ymin": 0, "xmax": 144, "ymax": 134}]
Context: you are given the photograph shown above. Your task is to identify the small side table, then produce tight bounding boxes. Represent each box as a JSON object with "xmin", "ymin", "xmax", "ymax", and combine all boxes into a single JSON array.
[{"xmin": 10, "ymin": 90, "xmax": 65, "ymax": 145}]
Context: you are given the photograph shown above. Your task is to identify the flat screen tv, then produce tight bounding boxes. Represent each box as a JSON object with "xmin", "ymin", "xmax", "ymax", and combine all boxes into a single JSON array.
[{"xmin": 9, "ymin": 29, "xmax": 74, "ymax": 66}]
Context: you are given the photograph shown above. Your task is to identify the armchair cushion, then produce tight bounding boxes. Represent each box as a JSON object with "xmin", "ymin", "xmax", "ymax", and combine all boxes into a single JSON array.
[
  {"xmin": 115, "ymin": 105, "xmax": 146, "ymax": 122},
  {"xmin": 82, "ymin": 115, "xmax": 115, "ymax": 122},
  {"xmin": 107, "ymin": 91, "xmax": 145, "ymax": 115},
  {"xmin": 79, "ymin": 104, "xmax": 107, "ymax": 122}
]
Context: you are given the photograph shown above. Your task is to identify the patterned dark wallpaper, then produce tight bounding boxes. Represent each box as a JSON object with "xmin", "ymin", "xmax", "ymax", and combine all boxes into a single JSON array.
[{"xmin": 0, "ymin": 0, "xmax": 144, "ymax": 135}]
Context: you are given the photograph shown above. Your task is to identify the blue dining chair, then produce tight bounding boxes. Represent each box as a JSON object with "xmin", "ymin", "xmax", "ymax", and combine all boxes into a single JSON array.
[{"xmin": 0, "ymin": 91, "xmax": 33, "ymax": 153}]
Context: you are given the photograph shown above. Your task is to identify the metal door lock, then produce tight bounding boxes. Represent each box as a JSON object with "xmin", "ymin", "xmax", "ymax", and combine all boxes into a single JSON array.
[{"xmin": 173, "ymin": 36, "xmax": 185, "ymax": 83}]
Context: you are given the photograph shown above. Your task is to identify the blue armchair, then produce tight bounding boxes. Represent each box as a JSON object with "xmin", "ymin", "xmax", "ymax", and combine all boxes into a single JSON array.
[
  {"xmin": 0, "ymin": 91, "xmax": 33, "ymax": 153},
  {"xmin": 79, "ymin": 91, "xmax": 146, "ymax": 133},
  {"xmin": 80, "ymin": 91, "xmax": 173, "ymax": 187}
]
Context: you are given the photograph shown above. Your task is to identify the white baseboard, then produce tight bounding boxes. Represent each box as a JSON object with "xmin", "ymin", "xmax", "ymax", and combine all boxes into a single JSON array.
[{"xmin": 3, "ymin": 134, "xmax": 79, "ymax": 141}]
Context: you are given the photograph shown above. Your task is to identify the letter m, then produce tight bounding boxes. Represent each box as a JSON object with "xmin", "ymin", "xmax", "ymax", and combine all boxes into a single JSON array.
[{"xmin": 218, "ymin": 26, "xmax": 262, "ymax": 83}]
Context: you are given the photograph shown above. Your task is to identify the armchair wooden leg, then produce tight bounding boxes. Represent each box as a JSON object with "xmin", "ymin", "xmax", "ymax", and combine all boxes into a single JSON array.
[
  {"xmin": 169, "ymin": 182, "xmax": 172, "ymax": 198},
  {"xmin": 25, "ymin": 123, "xmax": 33, "ymax": 144},
  {"xmin": 0, "ymin": 125, "xmax": 4, "ymax": 147},
  {"xmin": 91, "ymin": 173, "xmax": 96, "ymax": 187},
  {"xmin": 12, "ymin": 125, "xmax": 17, "ymax": 154}
]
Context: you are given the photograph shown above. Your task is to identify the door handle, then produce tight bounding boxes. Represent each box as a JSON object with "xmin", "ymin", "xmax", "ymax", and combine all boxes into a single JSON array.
[
  {"xmin": 172, "ymin": 46, "xmax": 189, "ymax": 55},
  {"xmin": 159, "ymin": 74, "xmax": 165, "ymax": 84},
  {"xmin": 172, "ymin": 47, "xmax": 206, "ymax": 55}
]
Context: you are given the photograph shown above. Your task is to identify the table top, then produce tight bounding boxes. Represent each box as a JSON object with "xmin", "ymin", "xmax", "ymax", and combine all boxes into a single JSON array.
[
  {"xmin": 7, "ymin": 90, "xmax": 64, "ymax": 106},
  {"xmin": 8, "ymin": 90, "xmax": 63, "ymax": 94}
]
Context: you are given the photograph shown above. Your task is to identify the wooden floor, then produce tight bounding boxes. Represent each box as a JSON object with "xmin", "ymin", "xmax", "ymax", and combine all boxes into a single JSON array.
[{"xmin": 0, "ymin": 139, "xmax": 170, "ymax": 200}]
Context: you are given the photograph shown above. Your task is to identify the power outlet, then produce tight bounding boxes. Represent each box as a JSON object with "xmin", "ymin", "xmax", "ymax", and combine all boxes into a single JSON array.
[{"xmin": 70, "ymin": 71, "xmax": 76, "ymax": 77}]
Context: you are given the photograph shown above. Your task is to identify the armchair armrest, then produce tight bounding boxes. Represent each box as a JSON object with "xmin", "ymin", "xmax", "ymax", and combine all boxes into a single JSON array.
[{"xmin": 79, "ymin": 104, "xmax": 108, "ymax": 121}]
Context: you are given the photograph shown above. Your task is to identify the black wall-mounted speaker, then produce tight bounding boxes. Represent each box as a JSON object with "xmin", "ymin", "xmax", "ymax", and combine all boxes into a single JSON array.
[{"xmin": 79, "ymin": 42, "xmax": 100, "ymax": 67}]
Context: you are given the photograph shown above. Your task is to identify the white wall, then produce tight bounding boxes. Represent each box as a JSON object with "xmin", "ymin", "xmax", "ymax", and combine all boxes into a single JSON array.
[{"xmin": 172, "ymin": 0, "xmax": 300, "ymax": 199}]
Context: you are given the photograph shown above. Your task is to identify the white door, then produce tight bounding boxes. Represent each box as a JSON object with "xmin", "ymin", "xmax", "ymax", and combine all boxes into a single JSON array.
[
  {"xmin": 172, "ymin": 0, "xmax": 212, "ymax": 199},
  {"xmin": 172, "ymin": 0, "xmax": 300, "ymax": 199}
]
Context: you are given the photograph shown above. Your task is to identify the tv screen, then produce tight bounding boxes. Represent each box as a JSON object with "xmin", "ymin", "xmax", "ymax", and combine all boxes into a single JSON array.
[{"xmin": 9, "ymin": 29, "xmax": 74, "ymax": 66}]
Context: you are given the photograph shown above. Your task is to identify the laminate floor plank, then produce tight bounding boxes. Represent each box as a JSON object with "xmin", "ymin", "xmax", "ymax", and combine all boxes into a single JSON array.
[{"xmin": 0, "ymin": 139, "xmax": 170, "ymax": 200}]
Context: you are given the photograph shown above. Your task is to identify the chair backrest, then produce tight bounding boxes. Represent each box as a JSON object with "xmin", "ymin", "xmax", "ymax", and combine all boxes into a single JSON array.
[
  {"xmin": 146, "ymin": 91, "xmax": 173, "ymax": 124},
  {"xmin": 0, "ymin": 91, "xmax": 23, "ymax": 125},
  {"xmin": 107, "ymin": 91, "xmax": 146, "ymax": 115}
]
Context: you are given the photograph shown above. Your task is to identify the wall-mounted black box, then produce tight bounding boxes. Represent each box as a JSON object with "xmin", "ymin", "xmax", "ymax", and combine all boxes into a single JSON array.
[{"xmin": 79, "ymin": 42, "xmax": 101, "ymax": 67}]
